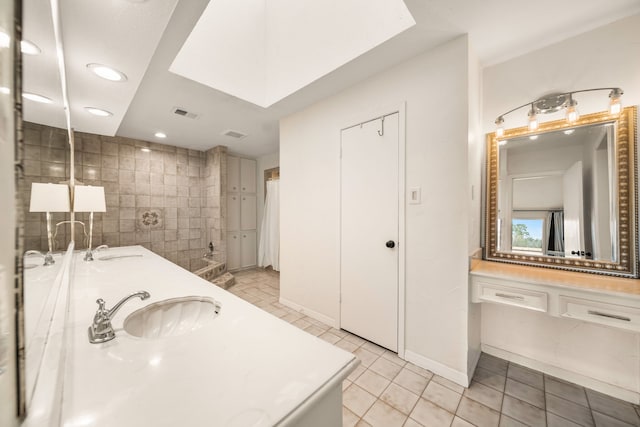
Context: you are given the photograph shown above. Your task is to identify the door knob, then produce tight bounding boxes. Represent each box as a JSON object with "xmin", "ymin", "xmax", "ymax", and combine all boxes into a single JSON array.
[{"xmin": 386, "ymin": 240, "xmax": 395, "ymax": 248}]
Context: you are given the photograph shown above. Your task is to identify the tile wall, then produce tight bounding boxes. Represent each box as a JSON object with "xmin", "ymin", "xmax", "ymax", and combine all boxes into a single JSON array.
[{"xmin": 21, "ymin": 122, "xmax": 227, "ymax": 272}]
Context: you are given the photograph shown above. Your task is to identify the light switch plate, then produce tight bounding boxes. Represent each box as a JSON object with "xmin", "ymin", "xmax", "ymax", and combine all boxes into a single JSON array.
[{"xmin": 409, "ymin": 187, "xmax": 421, "ymax": 204}]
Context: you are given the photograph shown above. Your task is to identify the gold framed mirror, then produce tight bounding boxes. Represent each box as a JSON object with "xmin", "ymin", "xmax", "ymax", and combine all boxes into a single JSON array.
[{"xmin": 485, "ymin": 106, "xmax": 638, "ymax": 277}]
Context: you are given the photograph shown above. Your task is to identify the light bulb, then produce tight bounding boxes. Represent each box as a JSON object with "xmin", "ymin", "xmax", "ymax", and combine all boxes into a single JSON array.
[
  {"xmin": 609, "ymin": 88, "xmax": 623, "ymax": 115},
  {"xmin": 495, "ymin": 116, "xmax": 505, "ymax": 137},
  {"xmin": 528, "ymin": 111, "xmax": 538, "ymax": 131},
  {"xmin": 565, "ymin": 99, "xmax": 579, "ymax": 123}
]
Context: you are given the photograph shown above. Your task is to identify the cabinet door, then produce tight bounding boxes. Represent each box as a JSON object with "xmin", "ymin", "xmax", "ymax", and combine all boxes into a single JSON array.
[
  {"xmin": 240, "ymin": 158, "xmax": 256, "ymax": 193},
  {"xmin": 227, "ymin": 232, "xmax": 241, "ymax": 270},
  {"xmin": 240, "ymin": 194, "xmax": 257, "ymax": 230},
  {"xmin": 227, "ymin": 156, "xmax": 240, "ymax": 192},
  {"xmin": 227, "ymin": 194, "xmax": 240, "ymax": 231},
  {"xmin": 240, "ymin": 230, "xmax": 257, "ymax": 268}
]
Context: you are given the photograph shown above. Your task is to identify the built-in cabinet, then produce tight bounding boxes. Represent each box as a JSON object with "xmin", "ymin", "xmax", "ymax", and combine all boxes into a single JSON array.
[{"xmin": 227, "ymin": 156, "xmax": 257, "ymax": 270}]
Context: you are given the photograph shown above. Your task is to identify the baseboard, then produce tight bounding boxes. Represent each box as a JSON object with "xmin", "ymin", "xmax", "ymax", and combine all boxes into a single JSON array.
[
  {"xmin": 404, "ymin": 350, "xmax": 470, "ymax": 387},
  {"xmin": 279, "ymin": 297, "xmax": 338, "ymax": 328},
  {"xmin": 482, "ymin": 344, "xmax": 640, "ymax": 404}
]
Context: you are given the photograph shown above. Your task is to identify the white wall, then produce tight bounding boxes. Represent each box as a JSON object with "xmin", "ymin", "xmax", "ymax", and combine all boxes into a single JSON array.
[
  {"xmin": 467, "ymin": 42, "xmax": 483, "ymax": 377},
  {"xmin": 482, "ymin": 13, "xmax": 640, "ymax": 395},
  {"xmin": 281, "ymin": 35, "xmax": 477, "ymax": 382},
  {"xmin": 256, "ymin": 152, "xmax": 279, "ymax": 239}
]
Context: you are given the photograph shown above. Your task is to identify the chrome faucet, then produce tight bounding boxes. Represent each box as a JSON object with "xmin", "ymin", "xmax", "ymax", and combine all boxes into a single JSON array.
[
  {"xmin": 84, "ymin": 244, "xmax": 109, "ymax": 262},
  {"xmin": 25, "ymin": 250, "xmax": 54, "ymax": 266},
  {"xmin": 88, "ymin": 290, "xmax": 150, "ymax": 344}
]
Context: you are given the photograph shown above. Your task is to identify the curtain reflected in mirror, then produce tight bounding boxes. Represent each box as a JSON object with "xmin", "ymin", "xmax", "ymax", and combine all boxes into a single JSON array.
[{"xmin": 486, "ymin": 107, "xmax": 638, "ymax": 277}]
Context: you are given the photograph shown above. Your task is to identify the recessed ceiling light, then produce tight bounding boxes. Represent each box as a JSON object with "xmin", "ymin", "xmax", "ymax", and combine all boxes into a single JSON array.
[
  {"xmin": 85, "ymin": 107, "xmax": 113, "ymax": 117},
  {"xmin": 23, "ymin": 92, "xmax": 53, "ymax": 104},
  {"xmin": 21, "ymin": 40, "xmax": 41, "ymax": 55},
  {"xmin": 0, "ymin": 86, "xmax": 9, "ymax": 95},
  {"xmin": 140, "ymin": 148, "xmax": 151, "ymax": 153},
  {"xmin": 0, "ymin": 32, "xmax": 41, "ymax": 55},
  {"xmin": 86, "ymin": 63, "xmax": 128, "ymax": 82},
  {"xmin": 154, "ymin": 132, "xmax": 167, "ymax": 138}
]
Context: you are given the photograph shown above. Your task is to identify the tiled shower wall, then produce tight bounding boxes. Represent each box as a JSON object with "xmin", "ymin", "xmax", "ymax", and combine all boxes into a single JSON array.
[{"xmin": 21, "ymin": 122, "xmax": 227, "ymax": 272}]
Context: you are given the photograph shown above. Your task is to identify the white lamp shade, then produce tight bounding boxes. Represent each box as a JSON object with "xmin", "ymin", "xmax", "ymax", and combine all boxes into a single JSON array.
[
  {"xmin": 74, "ymin": 186, "xmax": 106, "ymax": 212},
  {"xmin": 29, "ymin": 183, "xmax": 70, "ymax": 212}
]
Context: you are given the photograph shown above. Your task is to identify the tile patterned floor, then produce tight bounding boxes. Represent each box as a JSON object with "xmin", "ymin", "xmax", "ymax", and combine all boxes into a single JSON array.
[{"xmin": 228, "ymin": 269, "xmax": 640, "ymax": 427}]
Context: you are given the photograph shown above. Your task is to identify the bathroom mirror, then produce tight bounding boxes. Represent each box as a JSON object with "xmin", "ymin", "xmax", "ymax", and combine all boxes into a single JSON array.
[{"xmin": 485, "ymin": 106, "xmax": 638, "ymax": 277}]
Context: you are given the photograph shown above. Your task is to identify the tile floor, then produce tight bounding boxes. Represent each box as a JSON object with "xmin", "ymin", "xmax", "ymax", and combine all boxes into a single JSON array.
[{"xmin": 228, "ymin": 269, "xmax": 640, "ymax": 427}]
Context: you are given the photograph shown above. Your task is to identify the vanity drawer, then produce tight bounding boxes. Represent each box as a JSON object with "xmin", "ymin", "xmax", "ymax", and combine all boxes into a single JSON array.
[
  {"xmin": 476, "ymin": 282, "xmax": 548, "ymax": 312},
  {"xmin": 559, "ymin": 296, "xmax": 640, "ymax": 332}
]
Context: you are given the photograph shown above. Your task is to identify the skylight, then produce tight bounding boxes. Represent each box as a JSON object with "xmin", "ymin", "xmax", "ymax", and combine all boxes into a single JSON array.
[{"xmin": 170, "ymin": 0, "xmax": 415, "ymax": 108}]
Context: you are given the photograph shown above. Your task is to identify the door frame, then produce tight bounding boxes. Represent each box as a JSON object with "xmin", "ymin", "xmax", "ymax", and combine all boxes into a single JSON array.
[{"xmin": 338, "ymin": 102, "xmax": 406, "ymax": 358}]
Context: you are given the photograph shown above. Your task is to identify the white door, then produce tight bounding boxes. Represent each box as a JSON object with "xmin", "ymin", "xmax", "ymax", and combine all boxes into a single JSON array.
[
  {"xmin": 240, "ymin": 195, "xmax": 257, "ymax": 230},
  {"xmin": 240, "ymin": 230, "xmax": 257, "ymax": 268},
  {"xmin": 227, "ymin": 156, "xmax": 240, "ymax": 192},
  {"xmin": 240, "ymin": 158, "xmax": 257, "ymax": 193},
  {"xmin": 227, "ymin": 232, "xmax": 241, "ymax": 270},
  {"xmin": 340, "ymin": 113, "xmax": 399, "ymax": 352},
  {"xmin": 227, "ymin": 195, "xmax": 240, "ymax": 231},
  {"xmin": 563, "ymin": 161, "xmax": 585, "ymax": 258}
]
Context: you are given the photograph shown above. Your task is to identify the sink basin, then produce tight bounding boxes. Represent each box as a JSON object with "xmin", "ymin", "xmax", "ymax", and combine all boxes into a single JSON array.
[{"xmin": 123, "ymin": 296, "xmax": 221, "ymax": 339}]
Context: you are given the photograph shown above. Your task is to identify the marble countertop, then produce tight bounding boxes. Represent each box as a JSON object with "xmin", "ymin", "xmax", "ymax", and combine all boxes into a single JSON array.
[
  {"xmin": 61, "ymin": 246, "xmax": 357, "ymax": 426},
  {"xmin": 470, "ymin": 260, "xmax": 640, "ymax": 298}
]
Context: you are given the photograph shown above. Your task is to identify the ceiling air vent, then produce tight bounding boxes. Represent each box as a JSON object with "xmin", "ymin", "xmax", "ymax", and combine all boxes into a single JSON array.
[
  {"xmin": 221, "ymin": 129, "xmax": 248, "ymax": 139},
  {"xmin": 172, "ymin": 107, "xmax": 199, "ymax": 119}
]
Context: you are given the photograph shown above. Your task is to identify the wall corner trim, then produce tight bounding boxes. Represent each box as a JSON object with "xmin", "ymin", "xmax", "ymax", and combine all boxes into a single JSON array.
[{"xmin": 404, "ymin": 350, "xmax": 470, "ymax": 387}]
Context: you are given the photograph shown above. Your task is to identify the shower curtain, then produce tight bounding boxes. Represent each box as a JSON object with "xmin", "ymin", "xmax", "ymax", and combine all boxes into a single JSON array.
[{"xmin": 258, "ymin": 179, "xmax": 280, "ymax": 271}]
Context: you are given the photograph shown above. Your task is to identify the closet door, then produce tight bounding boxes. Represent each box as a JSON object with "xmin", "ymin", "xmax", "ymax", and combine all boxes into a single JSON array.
[
  {"xmin": 240, "ymin": 230, "xmax": 257, "ymax": 268},
  {"xmin": 227, "ymin": 156, "xmax": 240, "ymax": 192},
  {"xmin": 227, "ymin": 232, "xmax": 241, "ymax": 270},
  {"xmin": 240, "ymin": 194, "xmax": 256, "ymax": 230},
  {"xmin": 227, "ymin": 194, "xmax": 240, "ymax": 231},
  {"xmin": 240, "ymin": 158, "xmax": 256, "ymax": 193}
]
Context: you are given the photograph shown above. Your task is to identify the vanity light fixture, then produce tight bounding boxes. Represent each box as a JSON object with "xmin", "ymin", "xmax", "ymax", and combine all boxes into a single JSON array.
[
  {"xmin": 86, "ymin": 63, "xmax": 128, "ymax": 82},
  {"xmin": 609, "ymin": 88, "xmax": 623, "ymax": 115},
  {"xmin": 565, "ymin": 96, "xmax": 579, "ymax": 123},
  {"xmin": 154, "ymin": 132, "xmax": 167, "ymax": 138},
  {"xmin": 494, "ymin": 87, "xmax": 624, "ymax": 135},
  {"xmin": 23, "ymin": 92, "xmax": 53, "ymax": 104},
  {"xmin": 85, "ymin": 107, "xmax": 113, "ymax": 117}
]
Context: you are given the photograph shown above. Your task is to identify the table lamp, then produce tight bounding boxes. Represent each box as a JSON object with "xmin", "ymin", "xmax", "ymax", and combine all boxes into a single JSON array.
[
  {"xmin": 73, "ymin": 185, "xmax": 106, "ymax": 261},
  {"xmin": 29, "ymin": 183, "xmax": 71, "ymax": 266}
]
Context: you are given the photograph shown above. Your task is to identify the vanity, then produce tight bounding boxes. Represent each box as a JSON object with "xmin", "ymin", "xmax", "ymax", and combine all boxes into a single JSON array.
[
  {"xmin": 472, "ymin": 104, "xmax": 640, "ymax": 404},
  {"xmin": 23, "ymin": 245, "xmax": 357, "ymax": 426}
]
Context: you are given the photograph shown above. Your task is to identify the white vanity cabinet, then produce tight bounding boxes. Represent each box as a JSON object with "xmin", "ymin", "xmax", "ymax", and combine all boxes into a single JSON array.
[
  {"xmin": 227, "ymin": 156, "xmax": 257, "ymax": 271},
  {"xmin": 470, "ymin": 260, "xmax": 640, "ymax": 403},
  {"xmin": 470, "ymin": 261, "xmax": 640, "ymax": 332}
]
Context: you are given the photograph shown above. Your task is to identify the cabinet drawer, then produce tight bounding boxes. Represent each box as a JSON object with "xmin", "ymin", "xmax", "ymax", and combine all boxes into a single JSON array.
[
  {"xmin": 559, "ymin": 296, "xmax": 640, "ymax": 332},
  {"xmin": 477, "ymin": 282, "xmax": 548, "ymax": 312}
]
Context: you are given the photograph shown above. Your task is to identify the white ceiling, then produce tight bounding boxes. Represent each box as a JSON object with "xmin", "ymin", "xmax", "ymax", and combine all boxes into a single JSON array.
[{"xmin": 21, "ymin": 0, "xmax": 640, "ymax": 158}]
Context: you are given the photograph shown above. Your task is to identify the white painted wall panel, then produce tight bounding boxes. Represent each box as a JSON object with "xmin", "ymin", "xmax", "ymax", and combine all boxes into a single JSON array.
[{"xmin": 280, "ymin": 36, "xmax": 473, "ymax": 377}]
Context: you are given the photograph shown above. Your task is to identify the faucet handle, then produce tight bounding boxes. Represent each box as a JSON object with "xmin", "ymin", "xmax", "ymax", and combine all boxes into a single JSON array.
[{"xmin": 96, "ymin": 298, "xmax": 106, "ymax": 311}]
